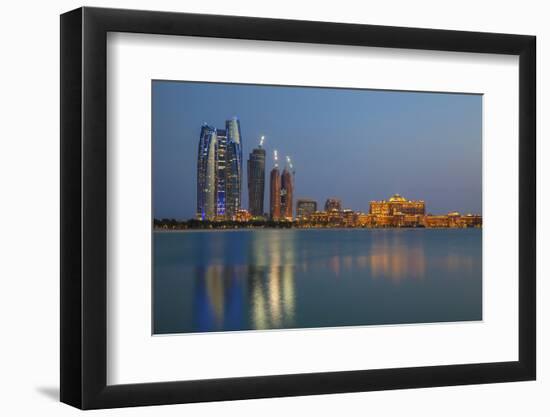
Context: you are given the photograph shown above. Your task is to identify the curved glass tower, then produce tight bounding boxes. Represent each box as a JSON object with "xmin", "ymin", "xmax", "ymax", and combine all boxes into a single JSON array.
[
  {"xmin": 196, "ymin": 124, "xmax": 218, "ymax": 220},
  {"xmin": 225, "ymin": 117, "xmax": 242, "ymax": 219},
  {"xmin": 215, "ymin": 129, "xmax": 227, "ymax": 217}
]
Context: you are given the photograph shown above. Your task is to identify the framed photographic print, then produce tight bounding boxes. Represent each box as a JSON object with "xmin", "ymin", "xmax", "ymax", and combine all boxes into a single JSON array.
[{"xmin": 60, "ymin": 7, "xmax": 536, "ymax": 409}]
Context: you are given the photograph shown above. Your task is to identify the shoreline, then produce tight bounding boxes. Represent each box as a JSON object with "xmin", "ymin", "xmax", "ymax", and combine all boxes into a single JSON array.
[{"xmin": 153, "ymin": 226, "xmax": 482, "ymax": 233}]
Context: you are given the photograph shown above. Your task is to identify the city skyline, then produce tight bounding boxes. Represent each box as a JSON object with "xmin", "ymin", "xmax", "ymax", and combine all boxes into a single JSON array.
[{"xmin": 153, "ymin": 81, "xmax": 482, "ymax": 219}]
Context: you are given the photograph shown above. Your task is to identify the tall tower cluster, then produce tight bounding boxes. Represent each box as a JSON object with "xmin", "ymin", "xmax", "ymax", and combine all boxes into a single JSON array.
[
  {"xmin": 197, "ymin": 120, "xmax": 294, "ymax": 221},
  {"xmin": 196, "ymin": 117, "xmax": 243, "ymax": 220}
]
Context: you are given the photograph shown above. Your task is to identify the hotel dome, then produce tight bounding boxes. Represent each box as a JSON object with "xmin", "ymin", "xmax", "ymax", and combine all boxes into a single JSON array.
[{"xmin": 389, "ymin": 193, "xmax": 407, "ymax": 202}]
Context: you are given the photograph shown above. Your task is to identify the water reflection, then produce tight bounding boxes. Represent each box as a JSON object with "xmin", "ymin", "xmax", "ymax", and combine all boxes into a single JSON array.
[
  {"xmin": 192, "ymin": 231, "xmax": 296, "ymax": 332},
  {"xmin": 193, "ymin": 265, "xmax": 246, "ymax": 332},
  {"xmin": 321, "ymin": 233, "xmax": 427, "ymax": 282},
  {"xmin": 440, "ymin": 253, "xmax": 475, "ymax": 272},
  {"xmin": 248, "ymin": 264, "xmax": 295, "ymax": 330},
  {"xmin": 191, "ymin": 231, "xmax": 433, "ymax": 331},
  {"xmin": 367, "ymin": 246, "xmax": 426, "ymax": 282},
  {"xmin": 174, "ymin": 229, "xmax": 481, "ymax": 333}
]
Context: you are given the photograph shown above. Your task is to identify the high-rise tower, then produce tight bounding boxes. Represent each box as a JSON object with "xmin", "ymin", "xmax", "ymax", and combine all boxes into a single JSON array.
[
  {"xmin": 225, "ymin": 117, "xmax": 243, "ymax": 219},
  {"xmin": 281, "ymin": 157, "xmax": 294, "ymax": 220},
  {"xmin": 196, "ymin": 124, "xmax": 218, "ymax": 220},
  {"xmin": 247, "ymin": 136, "xmax": 266, "ymax": 217},
  {"xmin": 270, "ymin": 150, "xmax": 281, "ymax": 220},
  {"xmin": 214, "ymin": 128, "xmax": 228, "ymax": 217}
]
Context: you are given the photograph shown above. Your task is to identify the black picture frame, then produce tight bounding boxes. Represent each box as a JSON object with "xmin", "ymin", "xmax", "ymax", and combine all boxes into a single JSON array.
[{"xmin": 60, "ymin": 6, "xmax": 536, "ymax": 410}]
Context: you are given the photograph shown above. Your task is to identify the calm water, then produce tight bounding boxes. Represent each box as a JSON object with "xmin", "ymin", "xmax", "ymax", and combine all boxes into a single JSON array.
[{"xmin": 153, "ymin": 228, "xmax": 482, "ymax": 334}]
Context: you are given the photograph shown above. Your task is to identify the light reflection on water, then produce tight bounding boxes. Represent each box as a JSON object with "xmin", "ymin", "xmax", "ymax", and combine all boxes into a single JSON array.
[{"xmin": 154, "ymin": 229, "xmax": 482, "ymax": 334}]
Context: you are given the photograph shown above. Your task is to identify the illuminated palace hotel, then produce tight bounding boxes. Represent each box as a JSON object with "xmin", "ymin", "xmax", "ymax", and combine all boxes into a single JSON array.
[
  {"xmin": 292, "ymin": 193, "xmax": 480, "ymax": 229},
  {"xmin": 368, "ymin": 194, "xmax": 426, "ymax": 228},
  {"xmin": 369, "ymin": 193, "xmax": 425, "ymax": 216}
]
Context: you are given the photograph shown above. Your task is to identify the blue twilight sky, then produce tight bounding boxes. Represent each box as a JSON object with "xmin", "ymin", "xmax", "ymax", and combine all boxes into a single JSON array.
[{"xmin": 152, "ymin": 81, "xmax": 482, "ymax": 220}]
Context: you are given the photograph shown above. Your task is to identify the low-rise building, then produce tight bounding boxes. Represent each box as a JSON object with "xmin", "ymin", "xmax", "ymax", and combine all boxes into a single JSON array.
[
  {"xmin": 296, "ymin": 199, "xmax": 317, "ymax": 219},
  {"xmin": 235, "ymin": 209, "xmax": 252, "ymax": 222},
  {"xmin": 423, "ymin": 215, "xmax": 450, "ymax": 228},
  {"xmin": 324, "ymin": 198, "xmax": 342, "ymax": 212}
]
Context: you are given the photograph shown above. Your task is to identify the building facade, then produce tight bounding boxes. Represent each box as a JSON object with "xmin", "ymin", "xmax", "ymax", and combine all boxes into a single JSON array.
[
  {"xmin": 296, "ymin": 199, "xmax": 317, "ymax": 219},
  {"xmin": 247, "ymin": 145, "xmax": 266, "ymax": 217},
  {"xmin": 280, "ymin": 167, "xmax": 294, "ymax": 220},
  {"xmin": 224, "ymin": 118, "xmax": 243, "ymax": 218},
  {"xmin": 270, "ymin": 166, "xmax": 281, "ymax": 220},
  {"xmin": 196, "ymin": 125, "xmax": 218, "ymax": 220},
  {"xmin": 324, "ymin": 198, "xmax": 342, "ymax": 212},
  {"xmin": 369, "ymin": 194, "xmax": 425, "ymax": 216},
  {"xmin": 214, "ymin": 128, "xmax": 227, "ymax": 217}
]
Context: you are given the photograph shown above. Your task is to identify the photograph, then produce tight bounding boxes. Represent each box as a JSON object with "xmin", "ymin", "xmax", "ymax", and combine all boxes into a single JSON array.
[
  {"xmin": 152, "ymin": 81, "xmax": 483, "ymax": 335},
  {"xmin": 53, "ymin": 3, "xmax": 538, "ymax": 412}
]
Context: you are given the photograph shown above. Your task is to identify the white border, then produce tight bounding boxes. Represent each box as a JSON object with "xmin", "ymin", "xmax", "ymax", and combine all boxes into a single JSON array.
[{"xmin": 107, "ymin": 33, "xmax": 519, "ymax": 385}]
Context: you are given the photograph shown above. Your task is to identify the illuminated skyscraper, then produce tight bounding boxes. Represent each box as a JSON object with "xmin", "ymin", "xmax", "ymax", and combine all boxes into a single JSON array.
[
  {"xmin": 281, "ymin": 167, "xmax": 293, "ymax": 220},
  {"xmin": 215, "ymin": 128, "xmax": 227, "ymax": 217},
  {"xmin": 247, "ymin": 136, "xmax": 266, "ymax": 217},
  {"xmin": 270, "ymin": 151, "xmax": 281, "ymax": 220},
  {"xmin": 225, "ymin": 117, "xmax": 243, "ymax": 218},
  {"xmin": 196, "ymin": 118, "xmax": 244, "ymax": 220},
  {"xmin": 196, "ymin": 124, "xmax": 218, "ymax": 220}
]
